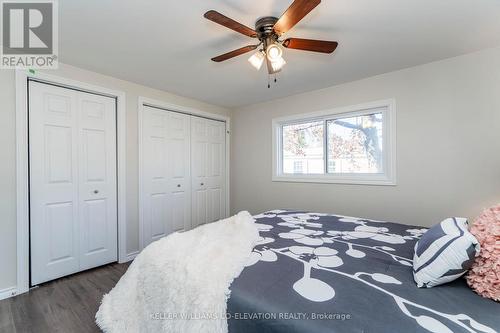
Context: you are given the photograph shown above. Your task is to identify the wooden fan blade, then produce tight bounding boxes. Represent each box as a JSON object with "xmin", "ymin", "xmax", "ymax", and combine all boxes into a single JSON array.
[
  {"xmin": 273, "ymin": 0, "xmax": 321, "ymax": 35},
  {"xmin": 282, "ymin": 38, "xmax": 338, "ymax": 53},
  {"xmin": 211, "ymin": 45, "xmax": 259, "ymax": 62},
  {"xmin": 204, "ymin": 10, "xmax": 257, "ymax": 38}
]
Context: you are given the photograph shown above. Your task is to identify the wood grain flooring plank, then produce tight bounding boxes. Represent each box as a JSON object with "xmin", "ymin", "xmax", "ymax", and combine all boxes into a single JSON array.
[{"xmin": 0, "ymin": 262, "xmax": 130, "ymax": 333}]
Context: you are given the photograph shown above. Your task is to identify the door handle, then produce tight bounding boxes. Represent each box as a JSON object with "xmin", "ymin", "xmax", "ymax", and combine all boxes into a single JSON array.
[
  {"xmin": 93, "ymin": 190, "xmax": 99, "ymax": 194},
  {"xmin": 200, "ymin": 183, "xmax": 204, "ymax": 186}
]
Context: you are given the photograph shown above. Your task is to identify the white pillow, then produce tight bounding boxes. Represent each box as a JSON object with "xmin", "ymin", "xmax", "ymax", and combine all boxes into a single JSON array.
[{"xmin": 413, "ymin": 217, "xmax": 480, "ymax": 288}]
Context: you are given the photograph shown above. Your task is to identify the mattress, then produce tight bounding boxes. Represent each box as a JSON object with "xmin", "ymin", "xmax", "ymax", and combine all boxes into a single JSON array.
[{"xmin": 227, "ymin": 210, "xmax": 500, "ymax": 333}]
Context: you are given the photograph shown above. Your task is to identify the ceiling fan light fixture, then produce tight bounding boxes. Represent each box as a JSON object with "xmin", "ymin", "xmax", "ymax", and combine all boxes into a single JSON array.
[
  {"xmin": 248, "ymin": 50, "xmax": 265, "ymax": 70},
  {"xmin": 205, "ymin": 1, "xmax": 338, "ymax": 85},
  {"xmin": 270, "ymin": 57, "xmax": 286, "ymax": 72},
  {"xmin": 266, "ymin": 43, "xmax": 282, "ymax": 61}
]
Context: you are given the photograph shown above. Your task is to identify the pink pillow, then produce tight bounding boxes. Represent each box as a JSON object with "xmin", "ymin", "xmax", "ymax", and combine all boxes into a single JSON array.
[{"xmin": 466, "ymin": 204, "xmax": 500, "ymax": 301}]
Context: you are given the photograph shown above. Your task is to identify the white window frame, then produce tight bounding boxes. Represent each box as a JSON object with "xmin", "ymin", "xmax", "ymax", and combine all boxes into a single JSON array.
[{"xmin": 272, "ymin": 99, "xmax": 396, "ymax": 186}]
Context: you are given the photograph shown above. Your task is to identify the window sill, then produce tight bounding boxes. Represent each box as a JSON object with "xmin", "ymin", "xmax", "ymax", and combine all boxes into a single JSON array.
[{"xmin": 272, "ymin": 175, "xmax": 397, "ymax": 186}]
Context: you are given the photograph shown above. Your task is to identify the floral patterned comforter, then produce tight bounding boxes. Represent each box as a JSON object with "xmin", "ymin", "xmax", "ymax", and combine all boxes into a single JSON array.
[{"xmin": 227, "ymin": 210, "xmax": 500, "ymax": 333}]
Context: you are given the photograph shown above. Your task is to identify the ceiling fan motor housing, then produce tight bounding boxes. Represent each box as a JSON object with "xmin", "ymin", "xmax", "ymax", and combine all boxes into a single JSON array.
[{"xmin": 255, "ymin": 16, "xmax": 279, "ymax": 46}]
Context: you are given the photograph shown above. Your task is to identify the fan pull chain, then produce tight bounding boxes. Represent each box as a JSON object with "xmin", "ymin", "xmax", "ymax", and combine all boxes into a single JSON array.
[{"xmin": 267, "ymin": 74, "xmax": 279, "ymax": 88}]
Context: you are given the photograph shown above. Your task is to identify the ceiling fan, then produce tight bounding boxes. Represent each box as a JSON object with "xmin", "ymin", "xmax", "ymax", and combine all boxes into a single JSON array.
[{"xmin": 204, "ymin": 0, "xmax": 338, "ymax": 86}]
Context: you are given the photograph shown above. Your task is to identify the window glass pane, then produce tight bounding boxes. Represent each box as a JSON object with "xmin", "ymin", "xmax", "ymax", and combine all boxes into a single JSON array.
[
  {"xmin": 282, "ymin": 121, "xmax": 324, "ymax": 174},
  {"xmin": 327, "ymin": 112, "xmax": 383, "ymax": 173}
]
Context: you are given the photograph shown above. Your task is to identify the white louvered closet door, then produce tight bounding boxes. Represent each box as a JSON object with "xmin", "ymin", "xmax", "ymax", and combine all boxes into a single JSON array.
[
  {"xmin": 191, "ymin": 116, "xmax": 226, "ymax": 227},
  {"xmin": 142, "ymin": 106, "xmax": 191, "ymax": 247},
  {"xmin": 29, "ymin": 81, "xmax": 117, "ymax": 285}
]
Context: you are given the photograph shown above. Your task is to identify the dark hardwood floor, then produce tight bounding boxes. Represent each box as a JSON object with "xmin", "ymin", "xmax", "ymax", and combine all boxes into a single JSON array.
[{"xmin": 0, "ymin": 262, "xmax": 129, "ymax": 333}]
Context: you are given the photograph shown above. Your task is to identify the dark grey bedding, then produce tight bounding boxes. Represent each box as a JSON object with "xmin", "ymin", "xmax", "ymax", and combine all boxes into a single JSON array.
[{"xmin": 227, "ymin": 210, "xmax": 500, "ymax": 333}]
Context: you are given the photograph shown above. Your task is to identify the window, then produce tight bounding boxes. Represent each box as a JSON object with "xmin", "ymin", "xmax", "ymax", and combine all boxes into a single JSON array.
[
  {"xmin": 327, "ymin": 112, "xmax": 383, "ymax": 174},
  {"xmin": 272, "ymin": 100, "xmax": 396, "ymax": 185},
  {"xmin": 283, "ymin": 121, "xmax": 324, "ymax": 175},
  {"xmin": 293, "ymin": 161, "xmax": 304, "ymax": 174}
]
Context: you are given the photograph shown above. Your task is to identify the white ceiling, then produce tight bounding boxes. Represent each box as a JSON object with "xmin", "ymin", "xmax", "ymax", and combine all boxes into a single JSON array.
[{"xmin": 59, "ymin": 0, "xmax": 500, "ymax": 108}]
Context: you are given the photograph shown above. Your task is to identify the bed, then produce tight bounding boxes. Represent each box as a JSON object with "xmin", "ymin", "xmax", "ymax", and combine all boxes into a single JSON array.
[
  {"xmin": 227, "ymin": 210, "xmax": 499, "ymax": 333},
  {"xmin": 96, "ymin": 210, "xmax": 499, "ymax": 333}
]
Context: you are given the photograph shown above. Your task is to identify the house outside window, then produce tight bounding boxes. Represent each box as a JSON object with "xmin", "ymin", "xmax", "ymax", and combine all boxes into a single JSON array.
[{"xmin": 272, "ymin": 99, "xmax": 396, "ymax": 185}]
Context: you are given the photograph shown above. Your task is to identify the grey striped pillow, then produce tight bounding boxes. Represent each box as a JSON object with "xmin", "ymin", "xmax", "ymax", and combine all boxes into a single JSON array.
[{"xmin": 413, "ymin": 217, "xmax": 480, "ymax": 288}]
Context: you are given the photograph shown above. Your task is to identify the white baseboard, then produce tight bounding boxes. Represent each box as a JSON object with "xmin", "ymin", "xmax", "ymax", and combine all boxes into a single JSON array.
[
  {"xmin": 125, "ymin": 251, "xmax": 139, "ymax": 262},
  {"xmin": 0, "ymin": 287, "xmax": 18, "ymax": 301}
]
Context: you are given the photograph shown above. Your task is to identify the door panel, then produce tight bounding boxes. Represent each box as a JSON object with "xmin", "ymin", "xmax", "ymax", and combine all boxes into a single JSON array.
[
  {"xmin": 82, "ymin": 199, "xmax": 107, "ymax": 253},
  {"xmin": 191, "ymin": 117, "xmax": 226, "ymax": 227},
  {"xmin": 30, "ymin": 82, "xmax": 80, "ymax": 285},
  {"xmin": 82, "ymin": 129, "xmax": 106, "ymax": 181},
  {"xmin": 190, "ymin": 117, "xmax": 208, "ymax": 227},
  {"xmin": 29, "ymin": 81, "xmax": 117, "ymax": 285},
  {"xmin": 151, "ymin": 193, "xmax": 168, "ymax": 240},
  {"xmin": 46, "ymin": 202, "xmax": 75, "ymax": 263},
  {"xmin": 171, "ymin": 192, "xmax": 187, "ymax": 231},
  {"xmin": 143, "ymin": 109, "xmax": 168, "ymax": 246},
  {"xmin": 171, "ymin": 139, "xmax": 186, "ymax": 177},
  {"xmin": 151, "ymin": 137, "xmax": 166, "ymax": 179},
  {"xmin": 208, "ymin": 188, "xmax": 222, "ymax": 223},
  {"xmin": 78, "ymin": 92, "xmax": 117, "ymax": 270},
  {"xmin": 193, "ymin": 189, "xmax": 207, "ymax": 227},
  {"xmin": 45, "ymin": 125, "xmax": 73, "ymax": 183},
  {"xmin": 142, "ymin": 107, "xmax": 191, "ymax": 247}
]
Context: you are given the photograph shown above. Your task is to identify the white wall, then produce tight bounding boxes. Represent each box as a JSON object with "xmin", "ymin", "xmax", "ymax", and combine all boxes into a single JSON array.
[
  {"xmin": 2, "ymin": 47, "xmax": 500, "ymax": 293},
  {"xmin": 231, "ymin": 47, "xmax": 500, "ymax": 227},
  {"xmin": 0, "ymin": 63, "xmax": 230, "ymax": 292}
]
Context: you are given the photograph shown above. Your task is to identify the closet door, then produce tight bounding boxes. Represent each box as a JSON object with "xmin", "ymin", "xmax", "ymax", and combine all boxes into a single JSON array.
[
  {"xmin": 29, "ymin": 82, "xmax": 80, "ymax": 285},
  {"xmin": 168, "ymin": 112, "xmax": 192, "ymax": 232},
  {"xmin": 78, "ymin": 92, "xmax": 118, "ymax": 270},
  {"xmin": 29, "ymin": 81, "xmax": 117, "ymax": 285},
  {"xmin": 191, "ymin": 116, "xmax": 226, "ymax": 227},
  {"xmin": 142, "ymin": 106, "xmax": 191, "ymax": 247}
]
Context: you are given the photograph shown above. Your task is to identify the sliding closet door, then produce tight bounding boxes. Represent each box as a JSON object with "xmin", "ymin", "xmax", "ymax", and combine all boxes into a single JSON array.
[
  {"xmin": 29, "ymin": 81, "xmax": 117, "ymax": 285},
  {"xmin": 142, "ymin": 106, "xmax": 191, "ymax": 247},
  {"xmin": 191, "ymin": 116, "xmax": 226, "ymax": 227}
]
